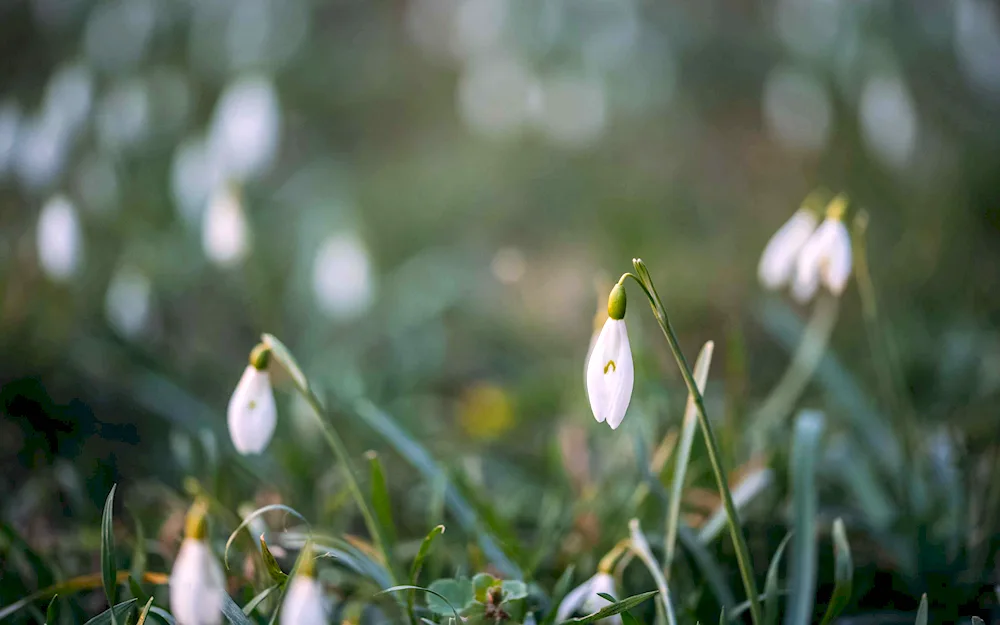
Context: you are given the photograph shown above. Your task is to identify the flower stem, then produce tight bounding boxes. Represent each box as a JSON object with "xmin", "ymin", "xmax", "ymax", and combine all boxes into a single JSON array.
[
  {"xmin": 262, "ymin": 335, "xmax": 398, "ymax": 587},
  {"xmin": 625, "ymin": 260, "xmax": 762, "ymax": 625}
]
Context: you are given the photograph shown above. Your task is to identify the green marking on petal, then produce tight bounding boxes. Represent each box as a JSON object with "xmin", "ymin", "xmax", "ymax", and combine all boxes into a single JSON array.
[{"xmin": 604, "ymin": 360, "xmax": 616, "ymax": 374}]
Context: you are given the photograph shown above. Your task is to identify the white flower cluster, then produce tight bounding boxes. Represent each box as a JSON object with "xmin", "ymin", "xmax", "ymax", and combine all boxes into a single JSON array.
[{"xmin": 757, "ymin": 195, "xmax": 853, "ymax": 303}]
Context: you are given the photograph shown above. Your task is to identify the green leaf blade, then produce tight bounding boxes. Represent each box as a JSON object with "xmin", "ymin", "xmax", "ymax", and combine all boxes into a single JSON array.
[
  {"xmin": 818, "ymin": 518, "xmax": 853, "ymax": 625},
  {"xmin": 784, "ymin": 411, "xmax": 825, "ymax": 625},
  {"xmin": 101, "ymin": 485, "xmax": 119, "ymax": 617}
]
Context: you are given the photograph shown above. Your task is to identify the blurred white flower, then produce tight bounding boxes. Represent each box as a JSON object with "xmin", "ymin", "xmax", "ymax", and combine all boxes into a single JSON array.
[
  {"xmin": 42, "ymin": 63, "xmax": 93, "ymax": 138},
  {"xmin": 172, "ymin": 137, "xmax": 225, "ymax": 226},
  {"xmin": 586, "ymin": 289, "xmax": 633, "ymax": 430},
  {"xmin": 792, "ymin": 215, "xmax": 852, "ymax": 303},
  {"xmin": 859, "ymin": 75, "xmax": 918, "ymax": 170},
  {"xmin": 555, "ymin": 572, "xmax": 621, "ymax": 624},
  {"xmin": 15, "ymin": 115, "xmax": 69, "ymax": 190},
  {"xmin": 202, "ymin": 186, "xmax": 251, "ymax": 268},
  {"xmin": 312, "ymin": 232, "xmax": 374, "ymax": 320},
  {"xmin": 757, "ymin": 208, "xmax": 819, "ymax": 290},
  {"xmin": 490, "ymin": 247, "xmax": 526, "ymax": 285},
  {"xmin": 280, "ymin": 573, "xmax": 328, "ymax": 625},
  {"xmin": 208, "ymin": 76, "xmax": 281, "ymax": 182},
  {"xmin": 36, "ymin": 195, "xmax": 83, "ymax": 282},
  {"xmin": 227, "ymin": 364, "xmax": 277, "ymax": 455},
  {"xmin": 105, "ymin": 265, "xmax": 151, "ymax": 339},
  {"xmin": 534, "ymin": 74, "xmax": 607, "ymax": 149},
  {"xmin": 762, "ymin": 65, "xmax": 831, "ymax": 153},
  {"xmin": 458, "ymin": 55, "xmax": 535, "ymax": 139},
  {"xmin": 170, "ymin": 538, "xmax": 225, "ymax": 625}
]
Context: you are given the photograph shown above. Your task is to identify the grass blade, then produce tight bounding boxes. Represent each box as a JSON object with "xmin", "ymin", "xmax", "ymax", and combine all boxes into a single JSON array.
[
  {"xmin": 408, "ymin": 525, "xmax": 446, "ymax": 620},
  {"xmin": 352, "ymin": 398, "xmax": 521, "ymax": 578},
  {"xmin": 44, "ymin": 595, "xmax": 58, "ymax": 625},
  {"xmin": 914, "ymin": 594, "xmax": 927, "ymax": 625},
  {"xmin": 101, "ymin": 484, "xmax": 118, "ymax": 618},
  {"xmin": 784, "ymin": 411, "xmax": 825, "ymax": 625},
  {"xmin": 560, "ymin": 590, "xmax": 659, "ymax": 624},
  {"xmin": 223, "ymin": 504, "xmax": 308, "ymax": 570},
  {"xmin": 242, "ymin": 585, "xmax": 279, "ymax": 616},
  {"xmin": 378, "ymin": 585, "xmax": 463, "ymax": 624},
  {"xmin": 366, "ymin": 451, "xmax": 399, "ymax": 556},
  {"xmin": 764, "ymin": 533, "xmax": 793, "ymax": 625},
  {"xmin": 0, "ymin": 571, "xmax": 169, "ymax": 621},
  {"xmin": 135, "ymin": 597, "xmax": 154, "ymax": 625},
  {"xmin": 260, "ymin": 535, "xmax": 288, "ymax": 586},
  {"xmin": 222, "ymin": 592, "xmax": 255, "ymax": 625},
  {"xmin": 82, "ymin": 599, "xmax": 137, "ymax": 625},
  {"xmin": 818, "ymin": 518, "xmax": 853, "ymax": 625},
  {"xmin": 665, "ymin": 341, "xmax": 714, "ymax": 572}
]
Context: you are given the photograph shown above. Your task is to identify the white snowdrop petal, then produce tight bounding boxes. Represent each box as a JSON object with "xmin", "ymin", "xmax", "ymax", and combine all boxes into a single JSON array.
[
  {"xmin": 792, "ymin": 218, "xmax": 838, "ymax": 303},
  {"xmin": 584, "ymin": 573, "xmax": 619, "ymax": 617},
  {"xmin": 227, "ymin": 366, "xmax": 277, "ymax": 455},
  {"xmin": 586, "ymin": 319, "xmax": 634, "ymax": 428},
  {"xmin": 605, "ymin": 322, "xmax": 634, "ymax": 430},
  {"xmin": 555, "ymin": 576, "xmax": 595, "ymax": 622},
  {"xmin": 821, "ymin": 220, "xmax": 853, "ymax": 294},
  {"xmin": 758, "ymin": 209, "xmax": 818, "ymax": 289},
  {"xmin": 170, "ymin": 539, "xmax": 225, "ymax": 625},
  {"xmin": 280, "ymin": 576, "xmax": 328, "ymax": 625},
  {"xmin": 312, "ymin": 232, "xmax": 374, "ymax": 320}
]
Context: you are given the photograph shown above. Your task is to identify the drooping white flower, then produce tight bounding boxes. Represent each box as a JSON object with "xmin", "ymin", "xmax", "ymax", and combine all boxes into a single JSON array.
[
  {"xmin": 36, "ymin": 195, "xmax": 83, "ymax": 282},
  {"xmin": 586, "ymin": 284, "xmax": 633, "ymax": 430},
  {"xmin": 791, "ymin": 215, "xmax": 852, "ymax": 303},
  {"xmin": 757, "ymin": 208, "xmax": 818, "ymax": 290},
  {"xmin": 227, "ymin": 347, "xmax": 276, "ymax": 455},
  {"xmin": 280, "ymin": 572, "xmax": 328, "ymax": 625},
  {"xmin": 555, "ymin": 572, "xmax": 622, "ymax": 624},
  {"xmin": 170, "ymin": 503, "xmax": 225, "ymax": 625}
]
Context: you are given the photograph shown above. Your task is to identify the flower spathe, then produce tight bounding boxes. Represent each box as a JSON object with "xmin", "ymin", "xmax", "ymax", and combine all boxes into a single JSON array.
[
  {"xmin": 791, "ymin": 215, "xmax": 852, "ymax": 303},
  {"xmin": 757, "ymin": 208, "xmax": 818, "ymax": 290},
  {"xmin": 586, "ymin": 284, "xmax": 633, "ymax": 430},
  {"xmin": 227, "ymin": 346, "xmax": 277, "ymax": 455},
  {"xmin": 280, "ymin": 574, "xmax": 328, "ymax": 625},
  {"xmin": 170, "ymin": 504, "xmax": 225, "ymax": 625},
  {"xmin": 555, "ymin": 572, "xmax": 622, "ymax": 624}
]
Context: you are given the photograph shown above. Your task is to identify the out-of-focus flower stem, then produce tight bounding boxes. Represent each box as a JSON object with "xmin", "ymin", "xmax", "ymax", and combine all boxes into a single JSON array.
[
  {"xmin": 622, "ymin": 259, "xmax": 762, "ymax": 625},
  {"xmin": 262, "ymin": 336, "xmax": 398, "ymax": 587}
]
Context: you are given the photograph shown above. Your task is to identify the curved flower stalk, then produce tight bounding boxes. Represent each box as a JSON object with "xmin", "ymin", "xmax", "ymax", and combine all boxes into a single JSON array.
[
  {"xmin": 281, "ymin": 554, "xmax": 328, "ymax": 625},
  {"xmin": 586, "ymin": 283, "xmax": 634, "ymax": 429},
  {"xmin": 595, "ymin": 259, "xmax": 763, "ymax": 625},
  {"xmin": 170, "ymin": 500, "xmax": 225, "ymax": 625},
  {"xmin": 227, "ymin": 344, "xmax": 277, "ymax": 455},
  {"xmin": 792, "ymin": 196, "xmax": 852, "ymax": 303}
]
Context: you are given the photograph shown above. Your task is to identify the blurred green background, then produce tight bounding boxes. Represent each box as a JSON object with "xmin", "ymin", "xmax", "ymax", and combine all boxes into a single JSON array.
[{"xmin": 2, "ymin": 0, "xmax": 1000, "ymax": 622}]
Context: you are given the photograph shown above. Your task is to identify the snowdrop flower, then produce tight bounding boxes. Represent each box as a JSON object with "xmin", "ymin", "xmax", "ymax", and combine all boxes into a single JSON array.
[
  {"xmin": 792, "ymin": 196, "xmax": 852, "ymax": 303},
  {"xmin": 170, "ymin": 501, "xmax": 225, "ymax": 625},
  {"xmin": 281, "ymin": 556, "xmax": 328, "ymax": 625},
  {"xmin": 555, "ymin": 572, "xmax": 621, "ymax": 624},
  {"xmin": 757, "ymin": 207, "xmax": 818, "ymax": 290},
  {"xmin": 37, "ymin": 195, "xmax": 83, "ymax": 282},
  {"xmin": 227, "ymin": 344, "xmax": 277, "ymax": 455},
  {"xmin": 586, "ymin": 283, "xmax": 633, "ymax": 430},
  {"xmin": 202, "ymin": 185, "xmax": 250, "ymax": 268}
]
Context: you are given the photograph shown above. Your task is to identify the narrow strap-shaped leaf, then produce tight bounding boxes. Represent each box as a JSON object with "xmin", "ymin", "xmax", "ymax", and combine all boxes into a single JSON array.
[
  {"xmin": 148, "ymin": 607, "xmax": 176, "ymax": 624},
  {"xmin": 260, "ymin": 535, "xmax": 288, "ymax": 586},
  {"xmin": 0, "ymin": 571, "xmax": 168, "ymax": 621},
  {"xmin": 784, "ymin": 411, "xmax": 825, "ymax": 625},
  {"xmin": 222, "ymin": 592, "xmax": 255, "ymax": 625},
  {"xmin": 764, "ymin": 532, "xmax": 793, "ymax": 625},
  {"xmin": 560, "ymin": 590, "xmax": 658, "ymax": 624},
  {"xmin": 242, "ymin": 585, "xmax": 279, "ymax": 616},
  {"xmin": 665, "ymin": 341, "xmax": 714, "ymax": 571},
  {"xmin": 914, "ymin": 594, "xmax": 928, "ymax": 625},
  {"xmin": 378, "ymin": 585, "xmax": 463, "ymax": 624},
  {"xmin": 629, "ymin": 519, "xmax": 678, "ymax": 625},
  {"xmin": 44, "ymin": 595, "xmax": 58, "ymax": 625},
  {"xmin": 223, "ymin": 504, "xmax": 309, "ymax": 569},
  {"xmin": 82, "ymin": 599, "xmax": 137, "ymax": 625},
  {"xmin": 408, "ymin": 525, "xmax": 445, "ymax": 620},
  {"xmin": 134, "ymin": 598, "xmax": 154, "ymax": 625},
  {"xmin": 101, "ymin": 484, "xmax": 119, "ymax": 621},
  {"xmin": 366, "ymin": 451, "xmax": 399, "ymax": 556},
  {"xmin": 818, "ymin": 518, "xmax": 853, "ymax": 625}
]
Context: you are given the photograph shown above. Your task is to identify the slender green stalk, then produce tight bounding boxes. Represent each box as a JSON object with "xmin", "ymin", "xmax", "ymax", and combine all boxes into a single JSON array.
[
  {"xmin": 624, "ymin": 259, "xmax": 762, "ymax": 625},
  {"xmin": 629, "ymin": 519, "xmax": 678, "ymax": 625},
  {"xmin": 262, "ymin": 335, "xmax": 398, "ymax": 586}
]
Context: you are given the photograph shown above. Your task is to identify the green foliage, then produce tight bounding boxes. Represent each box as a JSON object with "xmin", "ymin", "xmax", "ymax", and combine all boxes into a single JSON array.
[{"xmin": 100, "ymin": 485, "xmax": 118, "ymax": 622}]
